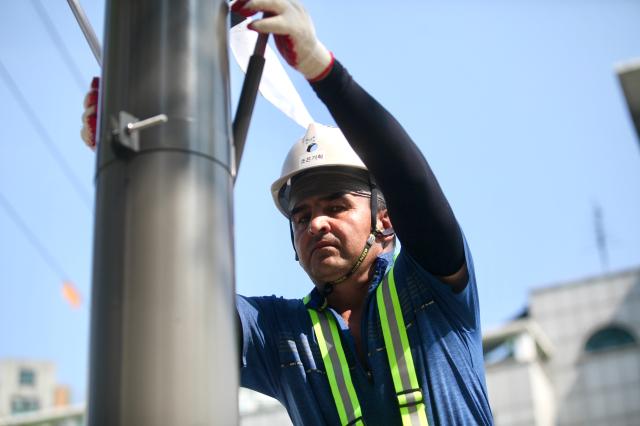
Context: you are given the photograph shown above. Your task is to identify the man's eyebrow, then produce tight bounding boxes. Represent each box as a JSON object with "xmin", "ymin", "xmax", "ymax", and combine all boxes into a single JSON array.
[
  {"xmin": 322, "ymin": 192, "xmax": 348, "ymax": 201},
  {"xmin": 290, "ymin": 192, "xmax": 349, "ymax": 216}
]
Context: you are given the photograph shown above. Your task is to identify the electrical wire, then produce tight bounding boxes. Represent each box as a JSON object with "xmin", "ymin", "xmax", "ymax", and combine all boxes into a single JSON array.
[
  {"xmin": 0, "ymin": 59, "xmax": 92, "ymax": 209},
  {"xmin": 30, "ymin": 0, "xmax": 87, "ymax": 91},
  {"xmin": 0, "ymin": 192, "xmax": 70, "ymax": 281}
]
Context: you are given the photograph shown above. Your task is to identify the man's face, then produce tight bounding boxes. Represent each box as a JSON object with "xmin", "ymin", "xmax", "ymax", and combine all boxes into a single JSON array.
[{"xmin": 290, "ymin": 192, "xmax": 374, "ymax": 285}]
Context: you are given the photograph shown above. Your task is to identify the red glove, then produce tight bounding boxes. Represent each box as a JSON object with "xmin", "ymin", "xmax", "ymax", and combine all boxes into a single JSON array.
[
  {"xmin": 230, "ymin": 0, "xmax": 334, "ymax": 81},
  {"xmin": 81, "ymin": 77, "xmax": 99, "ymax": 150}
]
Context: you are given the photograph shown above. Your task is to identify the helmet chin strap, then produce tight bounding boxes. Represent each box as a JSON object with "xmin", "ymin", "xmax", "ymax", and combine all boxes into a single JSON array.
[
  {"xmin": 289, "ymin": 220, "xmax": 300, "ymax": 261},
  {"xmin": 322, "ymin": 232, "xmax": 376, "ymax": 296}
]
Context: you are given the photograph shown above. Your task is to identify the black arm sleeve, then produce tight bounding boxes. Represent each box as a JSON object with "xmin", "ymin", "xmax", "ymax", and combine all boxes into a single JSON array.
[{"xmin": 310, "ymin": 60, "xmax": 464, "ymax": 277}]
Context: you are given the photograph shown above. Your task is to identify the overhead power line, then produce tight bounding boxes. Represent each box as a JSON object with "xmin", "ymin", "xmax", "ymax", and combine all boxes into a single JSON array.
[
  {"xmin": 0, "ymin": 192, "xmax": 70, "ymax": 281},
  {"xmin": 30, "ymin": 0, "xmax": 87, "ymax": 91},
  {"xmin": 0, "ymin": 59, "xmax": 92, "ymax": 208}
]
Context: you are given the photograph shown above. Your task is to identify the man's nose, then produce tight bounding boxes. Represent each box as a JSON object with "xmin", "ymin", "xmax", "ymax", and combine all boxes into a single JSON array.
[{"xmin": 308, "ymin": 214, "xmax": 330, "ymax": 236}]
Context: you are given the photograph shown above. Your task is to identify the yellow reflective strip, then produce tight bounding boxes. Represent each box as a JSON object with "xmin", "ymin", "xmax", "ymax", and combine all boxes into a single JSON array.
[
  {"xmin": 400, "ymin": 406, "xmax": 412, "ymax": 425},
  {"xmin": 308, "ymin": 309, "xmax": 349, "ymax": 425},
  {"xmin": 397, "ymin": 393, "xmax": 408, "ymax": 406},
  {"xmin": 401, "ymin": 404, "xmax": 429, "ymax": 426},
  {"xmin": 378, "ymin": 266, "xmax": 430, "ymax": 426},
  {"xmin": 387, "ymin": 270, "xmax": 421, "ymax": 390},
  {"xmin": 327, "ymin": 314, "xmax": 363, "ymax": 422},
  {"xmin": 377, "ymin": 284, "xmax": 404, "ymax": 391},
  {"xmin": 417, "ymin": 405, "xmax": 429, "ymax": 426}
]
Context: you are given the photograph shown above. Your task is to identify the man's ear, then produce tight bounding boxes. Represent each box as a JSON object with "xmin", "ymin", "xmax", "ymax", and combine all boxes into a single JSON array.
[{"xmin": 376, "ymin": 209, "xmax": 395, "ymax": 242}]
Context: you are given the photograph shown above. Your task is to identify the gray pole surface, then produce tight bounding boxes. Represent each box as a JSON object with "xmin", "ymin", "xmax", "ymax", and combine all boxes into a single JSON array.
[{"xmin": 88, "ymin": 1, "xmax": 237, "ymax": 425}]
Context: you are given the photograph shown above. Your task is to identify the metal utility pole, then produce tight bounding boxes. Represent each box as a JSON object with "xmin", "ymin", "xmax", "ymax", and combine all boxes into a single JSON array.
[{"xmin": 87, "ymin": 1, "xmax": 237, "ymax": 425}]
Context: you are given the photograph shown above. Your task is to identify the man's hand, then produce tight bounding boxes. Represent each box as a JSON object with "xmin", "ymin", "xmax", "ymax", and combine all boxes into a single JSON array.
[
  {"xmin": 81, "ymin": 77, "xmax": 99, "ymax": 151},
  {"xmin": 230, "ymin": 0, "xmax": 334, "ymax": 81}
]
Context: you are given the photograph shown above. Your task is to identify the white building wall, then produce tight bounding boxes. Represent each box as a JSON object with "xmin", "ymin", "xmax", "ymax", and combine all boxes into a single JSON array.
[
  {"xmin": 239, "ymin": 388, "xmax": 291, "ymax": 426},
  {"xmin": 529, "ymin": 268, "xmax": 640, "ymax": 426},
  {"xmin": 0, "ymin": 360, "xmax": 57, "ymax": 416},
  {"xmin": 528, "ymin": 361, "xmax": 555, "ymax": 426},
  {"xmin": 486, "ymin": 359, "xmax": 554, "ymax": 426},
  {"xmin": 486, "ymin": 362, "xmax": 536, "ymax": 426}
]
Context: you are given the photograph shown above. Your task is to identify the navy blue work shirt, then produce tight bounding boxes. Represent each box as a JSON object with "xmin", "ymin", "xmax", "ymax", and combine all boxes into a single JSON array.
[{"xmin": 237, "ymin": 239, "xmax": 493, "ymax": 425}]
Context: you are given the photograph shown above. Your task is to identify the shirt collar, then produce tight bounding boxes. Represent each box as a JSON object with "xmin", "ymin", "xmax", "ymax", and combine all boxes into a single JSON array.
[{"xmin": 303, "ymin": 251, "xmax": 394, "ymax": 311}]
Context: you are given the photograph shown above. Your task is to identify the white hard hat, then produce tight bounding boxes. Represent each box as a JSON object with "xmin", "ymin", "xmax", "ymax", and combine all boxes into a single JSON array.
[{"xmin": 270, "ymin": 123, "xmax": 368, "ymax": 217}]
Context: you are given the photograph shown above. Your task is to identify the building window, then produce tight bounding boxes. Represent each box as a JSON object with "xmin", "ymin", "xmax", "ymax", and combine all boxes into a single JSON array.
[
  {"xmin": 19, "ymin": 368, "xmax": 36, "ymax": 386},
  {"xmin": 584, "ymin": 325, "xmax": 637, "ymax": 353},
  {"xmin": 483, "ymin": 337, "xmax": 516, "ymax": 365},
  {"xmin": 10, "ymin": 396, "xmax": 40, "ymax": 414}
]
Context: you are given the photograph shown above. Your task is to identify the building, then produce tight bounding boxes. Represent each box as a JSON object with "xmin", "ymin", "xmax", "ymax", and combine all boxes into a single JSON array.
[
  {"xmin": 0, "ymin": 360, "xmax": 60, "ymax": 417},
  {"xmin": 0, "ymin": 359, "xmax": 82, "ymax": 426},
  {"xmin": 485, "ymin": 267, "xmax": 640, "ymax": 426}
]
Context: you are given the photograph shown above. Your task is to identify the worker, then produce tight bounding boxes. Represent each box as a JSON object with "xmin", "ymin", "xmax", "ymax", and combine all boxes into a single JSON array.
[{"xmin": 81, "ymin": 0, "xmax": 493, "ymax": 424}]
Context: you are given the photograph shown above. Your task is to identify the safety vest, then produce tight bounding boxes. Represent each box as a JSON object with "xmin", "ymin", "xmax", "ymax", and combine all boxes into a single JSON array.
[{"xmin": 303, "ymin": 264, "xmax": 429, "ymax": 426}]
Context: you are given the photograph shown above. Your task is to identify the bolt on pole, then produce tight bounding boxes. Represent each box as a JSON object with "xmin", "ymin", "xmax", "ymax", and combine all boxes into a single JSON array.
[{"xmin": 87, "ymin": 1, "xmax": 238, "ymax": 425}]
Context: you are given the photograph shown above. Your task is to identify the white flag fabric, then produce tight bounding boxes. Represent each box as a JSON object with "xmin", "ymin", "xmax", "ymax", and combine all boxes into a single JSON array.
[{"xmin": 230, "ymin": 18, "xmax": 314, "ymax": 129}]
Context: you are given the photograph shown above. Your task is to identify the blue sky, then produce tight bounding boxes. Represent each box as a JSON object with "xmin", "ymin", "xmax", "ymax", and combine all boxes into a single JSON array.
[{"xmin": 1, "ymin": 0, "xmax": 639, "ymax": 404}]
